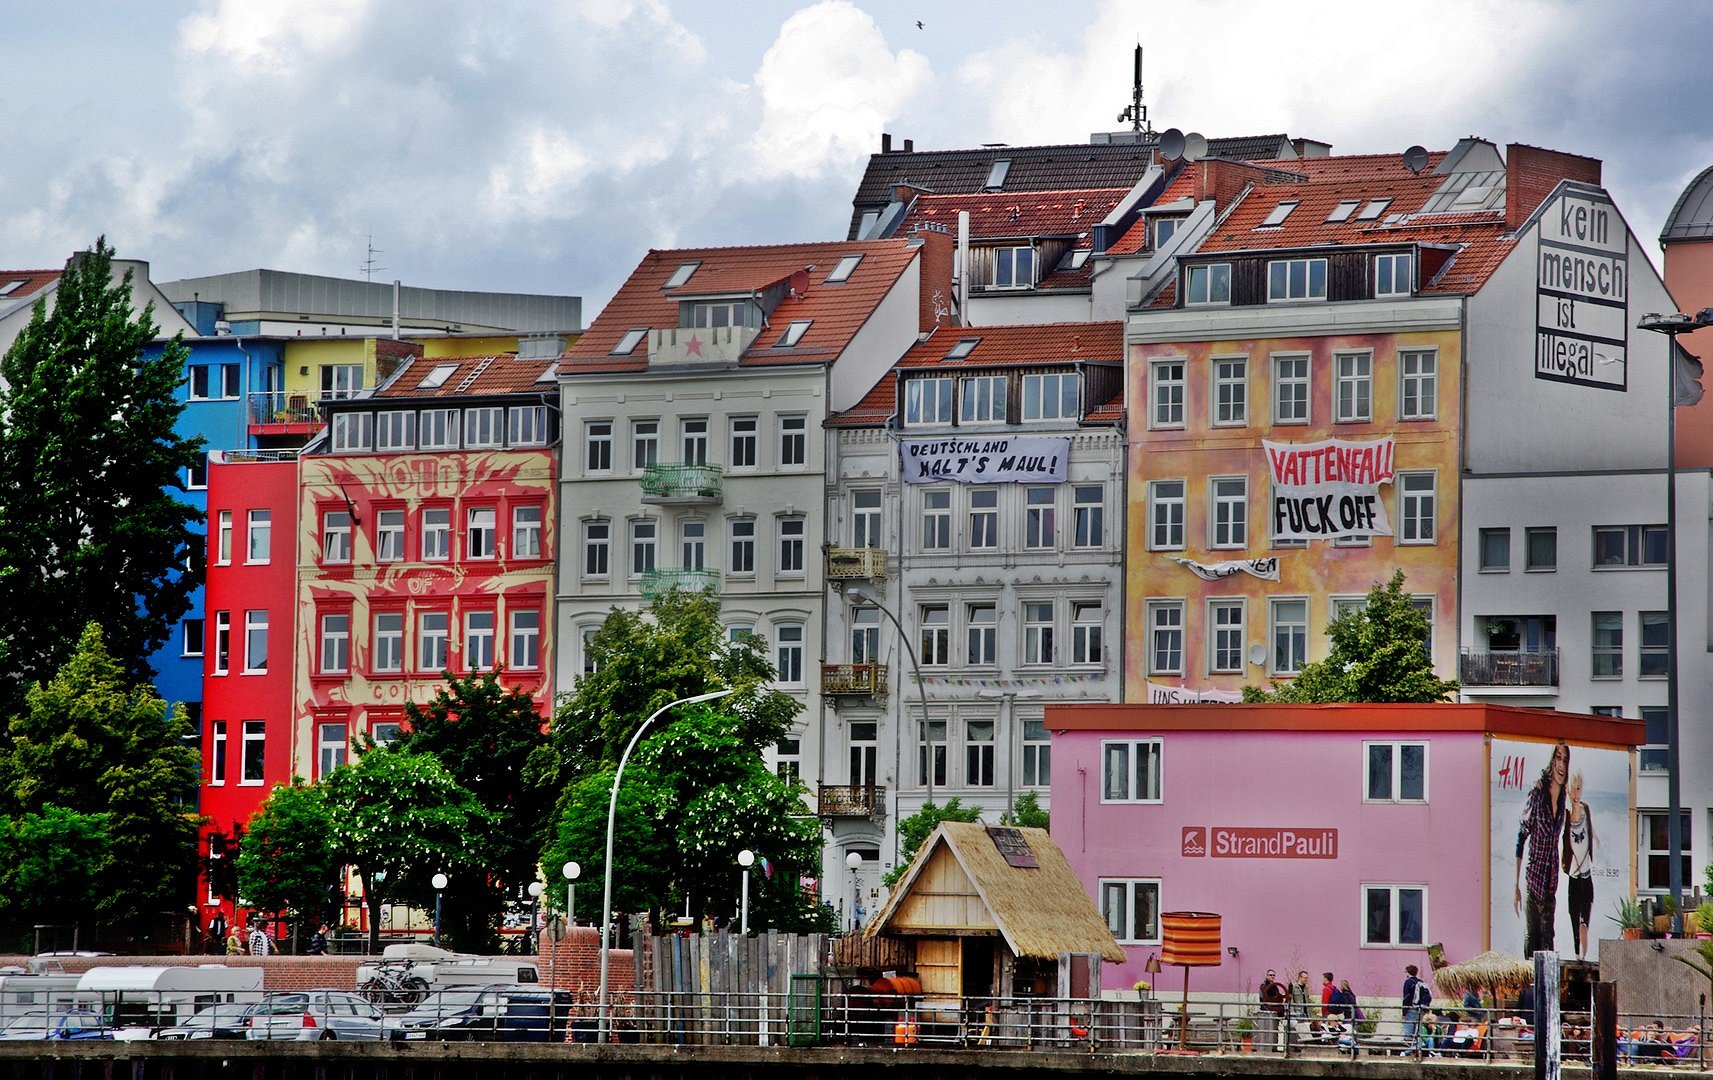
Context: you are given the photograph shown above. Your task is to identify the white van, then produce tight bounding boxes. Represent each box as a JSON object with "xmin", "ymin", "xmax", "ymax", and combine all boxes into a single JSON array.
[{"xmin": 76, "ymin": 965, "xmax": 264, "ymax": 1040}]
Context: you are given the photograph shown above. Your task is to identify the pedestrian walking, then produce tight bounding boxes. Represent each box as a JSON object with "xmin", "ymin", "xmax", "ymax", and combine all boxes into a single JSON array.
[
  {"xmin": 225, "ymin": 925, "xmax": 245, "ymax": 955},
  {"xmin": 248, "ymin": 922, "xmax": 274, "ymax": 956},
  {"xmin": 308, "ymin": 923, "xmax": 329, "ymax": 956},
  {"xmin": 1320, "ymin": 972, "xmax": 1336, "ymax": 1016},
  {"xmin": 1402, "ymin": 964, "xmax": 1431, "ymax": 1048},
  {"xmin": 1259, "ymin": 968, "xmax": 1288, "ymax": 1051}
]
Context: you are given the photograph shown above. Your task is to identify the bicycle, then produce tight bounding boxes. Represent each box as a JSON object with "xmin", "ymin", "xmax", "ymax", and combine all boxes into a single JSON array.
[{"xmin": 360, "ymin": 959, "xmax": 431, "ymax": 1005}]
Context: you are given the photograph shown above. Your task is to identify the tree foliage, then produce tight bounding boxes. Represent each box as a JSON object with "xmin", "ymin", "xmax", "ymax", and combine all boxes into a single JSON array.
[
  {"xmin": 884, "ymin": 799, "xmax": 984, "ymax": 886},
  {"xmin": 320, "ymin": 749, "xmax": 490, "ymax": 950},
  {"xmin": 236, "ymin": 783, "xmax": 340, "ymax": 928},
  {"xmin": 0, "ymin": 238, "xmax": 203, "ymax": 703},
  {"xmin": 548, "ymin": 588, "xmax": 796, "ymax": 783},
  {"xmin": 0, "ymin": 807, "xmax": 112, "ymax": 943},
  {"xmin": 394, "ymin": 671, "xmax": 552, "ymax": 950},
  {"xmin": 1243, "ymin": 571, "xmax": 1459, "ymax": 703},
  {"xmin": 0, "ymin": 623, "xmax": 200, "ymax": 928},
  {"xmin": 1000, "ymin": 791, "xmax": 1050, "ymax": 830}
]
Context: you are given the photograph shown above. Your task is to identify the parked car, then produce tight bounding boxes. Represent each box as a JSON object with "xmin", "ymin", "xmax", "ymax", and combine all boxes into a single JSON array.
[
  {"xmin": 154, "ymin": 1002, "xmax": 260, "ymax": 1040},
  {"xmin": 0, "ymin": 1008, "xmax": 110, "ymax": 1041},
  {"xmin": 387, "ymin": 984, "xmax": 573, "ymax": 1042},
  {"xmin": 244, "ymin": 991, "xmax": 387, "ymax": 1041}
]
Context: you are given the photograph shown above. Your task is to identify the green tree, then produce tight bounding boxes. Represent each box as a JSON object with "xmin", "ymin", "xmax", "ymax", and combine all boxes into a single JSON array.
[
  {"xmin": 0, "ymin": 807, "xmax": 112, "ymax": 946},
  {"xmin": 321, "ymin": 749, "xmax": 490, "ymax": 951},
  {"xmin": 393, "ymin": 671, "xmax": 553, "ymax": 950},
  {"xmin": 0, "ymin": 623, "xmax": 200, "ymax": 929},
  {"xmin": 884, "ymin": 799, "xmax": 983, "ymax": 886},
  {"xmin": 237, "ymin": 783, "xmax": 340, "ymax": 931},
  {"xmin": 0, "ymin": 239, "xmax": 203, "ymax": 702},
  {"xmin": 1243, "ymin": 571, "xmax": 1458, "ymax": 703},
  {"xmin": 545, "ymin": 706, "xmax": 828, "ymax": 933},
  {"xmin": 1000, "ymin": 791, "xmax": 1050, "ymax": 830},
  {"xmin": 548, "ymin": 588, "xmax": 795, "ymax": 784}
]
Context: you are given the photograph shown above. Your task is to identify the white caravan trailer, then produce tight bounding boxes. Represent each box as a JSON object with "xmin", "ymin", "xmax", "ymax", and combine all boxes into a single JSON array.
[
  {"xmin": 0, "ymin": 967, "xmax": 84, "ymax": 1023},
  {"xmin": 76, "ymin": 965, "xmax": 264, "ymax": 1040},
  {"xmin": 355, "ymin": 943, "xmax": 538, "ymax": 991}
]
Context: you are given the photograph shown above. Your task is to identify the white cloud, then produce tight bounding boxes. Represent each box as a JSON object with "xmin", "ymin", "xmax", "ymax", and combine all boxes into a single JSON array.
[{"xmin": 748, "ymin": 1, "xmax": 931, "ymax": 179}]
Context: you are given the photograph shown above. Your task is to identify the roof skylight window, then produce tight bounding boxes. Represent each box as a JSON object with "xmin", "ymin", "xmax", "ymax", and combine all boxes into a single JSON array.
[
  {"xmin": 1258, "ymin": 201, "xmax": 1299, "ymax": 228},
  {"xmin": 984, "ymin": 159, "xmax": 1012, "ymax": 191},
  {"xmin": 1326, "ymin": 200, "xmax": 1360, "ymax": 223},
  {"xmin": 611, "ymin": 328, "xmax": 648, "ymax": 356},
  {"xmin": 776, "ymin": 321, "xmax": 812, "ymax": 347},
  {"xmin": 0, "ymin": 280, "xmax": 24, "ymax": 296},
  {"xmin": 416, "ymin": 363, "xmax": 460, "ymax": 389},
  {"xmin": 1357, "ymin": 199, "xmax": 1391, "ymax": 221},
  {"xmin": 827, "ymin": 254, "xmax": 863, "ymax": 283},
  {"xmin": 945, "ymin": 338, "xmax": 981, "ymax": 361},
  {"xmin": 1069, "ymin": 249, "xmax": 1092, "ymax": 269},
  {"xmin": 662, "ymin": 261, "xmax": 700, "ymax": 290}
]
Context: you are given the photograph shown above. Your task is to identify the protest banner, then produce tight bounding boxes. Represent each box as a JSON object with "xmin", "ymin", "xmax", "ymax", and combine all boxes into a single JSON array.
[
  {"xmin": 901, "ymin": 436, "xmax": 1069, "ymax": 485},
  {"xmin": 1262, "ymin": 437, "xmax": 1396, "ymax": 541}
]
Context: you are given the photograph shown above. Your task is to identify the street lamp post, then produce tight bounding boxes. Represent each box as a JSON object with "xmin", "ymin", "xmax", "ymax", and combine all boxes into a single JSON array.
[
  {"xmin": 844, "ymin": 585, "xmax": 933, "ymax": 861},
  {"xmin": 564, "ymin": 861, "xmax": 581, "ymax": 929},
  {"xmin": 527, "ymin": 881, "xmax": 544, "ymax": 955},
  {"xmin": 737, "ymin": 850, "xmax": 754, "ymax": 935},
  {"xmin": 598, "ymin": 688, "xmax": 737, "ymax": 1042},
  {"xmin": 431, "ymin": 873, "xmax": 448, "ymax": 948},
  {"xmin": 1636, "ymin": 307, "xmax": 1711, "ymax": 935},
  {"xmin": 845, "ymin": 850, "xmax": 863, "ymax": 933}
]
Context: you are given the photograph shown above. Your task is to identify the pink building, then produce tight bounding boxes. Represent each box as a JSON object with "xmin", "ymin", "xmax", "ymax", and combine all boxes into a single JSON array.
[{"xmin": 1048, "ymin": 702, "xmax": 1642, "ymax": 996}]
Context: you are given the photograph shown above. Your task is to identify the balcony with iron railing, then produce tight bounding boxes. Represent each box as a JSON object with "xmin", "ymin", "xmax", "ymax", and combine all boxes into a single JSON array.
[
  {"xmin": 816, "ymin": 784, "xmax": 885, "ymax": 818},
  {"xmin": 1459, "ymin": 648, "xmax": 1560, "ymax": 690},
  {"xmin": 640, "ymin": 462, "xmax": 723, "ymax": 504},
  {"xmin": 639, "ymin": 567, "xmax": 722, "ymax": 599},
  {"xmin": 826, "ymin": 547, "xmax": 887, "ymax": 580},
  {"xmin": 247, "ymin": 390, "xmax": 321, "ymax": 430},
  {"xmin": 821, "ymin": 663, "xmax": 888, "ymax": 697}
]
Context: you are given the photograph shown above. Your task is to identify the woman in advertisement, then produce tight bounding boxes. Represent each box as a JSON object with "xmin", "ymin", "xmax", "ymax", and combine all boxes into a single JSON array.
[
  {"xmin": 1562, "ymin": 768, "xmax": 1598, "ymax": 960},
  {"xmin": 1513, "ymin": 741, "xmax": 1569, "ymax": 955}
]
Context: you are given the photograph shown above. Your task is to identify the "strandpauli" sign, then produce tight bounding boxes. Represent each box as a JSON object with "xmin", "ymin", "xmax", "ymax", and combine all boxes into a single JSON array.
[{"xmin": 901, "ymin": 436, "xmax": 1070, "ymax": 485}]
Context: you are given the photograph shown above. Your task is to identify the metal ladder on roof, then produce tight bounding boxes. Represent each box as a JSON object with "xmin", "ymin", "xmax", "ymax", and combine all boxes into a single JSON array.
[{"xmin": 454, "ymin": 355, "xmax": 496, "ymax": 393}]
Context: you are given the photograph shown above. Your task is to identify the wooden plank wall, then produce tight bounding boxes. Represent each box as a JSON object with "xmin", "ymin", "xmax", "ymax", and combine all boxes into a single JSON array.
[{"xmin": 633, "ymin": 931, "xmax": 827, "ymax": 1045}]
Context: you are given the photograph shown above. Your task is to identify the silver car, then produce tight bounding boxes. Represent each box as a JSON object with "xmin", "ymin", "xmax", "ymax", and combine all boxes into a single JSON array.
[{"xmin": 244, "ymin": 991, "xmax": 387, "ymax": 1041}]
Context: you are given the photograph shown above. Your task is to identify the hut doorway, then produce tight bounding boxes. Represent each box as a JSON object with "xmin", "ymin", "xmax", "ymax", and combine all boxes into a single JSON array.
[{"xmin": 961, "ymin": 938, "xmax": 995, "ymax": 999}]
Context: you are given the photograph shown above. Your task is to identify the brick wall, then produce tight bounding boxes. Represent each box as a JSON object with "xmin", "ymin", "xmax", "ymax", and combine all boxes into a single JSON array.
[
  {"xmin": 1506, "ymin": 143, "xmax": 1602, "ymax": 232},
  {"xmin": 538, "ymin": 927, "xmax": 635, "ymax": 997},
  {"xmin": 911, "ymin": 227, "xmax": 957, "ymax": 331},
  {"xmin": 0, "ymin": 953, "xmax": 363, "ymax": 990}
]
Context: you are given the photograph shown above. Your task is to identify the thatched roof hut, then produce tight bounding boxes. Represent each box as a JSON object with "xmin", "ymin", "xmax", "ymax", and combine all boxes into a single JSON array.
[
  {"xmin": 864, "ymin": 822, "xmax": 1123, "ymax": 999},
  {"xmin": 1434, "ymin": 951, "xmax": 1533, "ymax": 999}
]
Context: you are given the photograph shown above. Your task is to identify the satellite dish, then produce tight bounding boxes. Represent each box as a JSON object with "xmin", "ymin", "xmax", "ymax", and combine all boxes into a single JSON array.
[
  {"xmin": 1158, "ymin": 128, "xmax": 1185, "ymax": 161},
  {"xmin": 1403, "ymin": 145, "xmax": 1429, "ymax": 174},
  {"xmin": 1183, "ymin": 132, "xmax": 1208, "ymax": 162},
  {"xmin": 790, "ymin": 269, "xmax": 810, "ymax": 296},
  {"xmin": 1247, "ymin": 643, "xmax": 1267, "ymax": 667}
]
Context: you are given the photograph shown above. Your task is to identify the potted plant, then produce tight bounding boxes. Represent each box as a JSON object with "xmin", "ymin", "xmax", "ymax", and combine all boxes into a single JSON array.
[
  {"xmin": 1132, "ymin": 978, "xmax": 1152, "ymax": 1000},
  {"xmin": 1233, "ymin": 1015, "xmax": 1255, "ymax": 1051},
  {"xmin": 1655, "ymin": 894, "xmax": 1680, "ymax": 936},
  {"xmin": 1610, "ymin": 896, "xmax": 1646, "ymax": 939}
]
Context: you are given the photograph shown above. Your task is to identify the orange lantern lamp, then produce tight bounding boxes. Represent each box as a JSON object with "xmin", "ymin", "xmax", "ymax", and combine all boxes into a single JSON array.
[{"xmin": 1160, "ymin": 911, "xmax": 1222, "ymax": 1051}]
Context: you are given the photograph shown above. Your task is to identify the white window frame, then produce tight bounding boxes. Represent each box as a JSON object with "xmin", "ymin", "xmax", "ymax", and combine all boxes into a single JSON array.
[
  {"xmin": 921, "ymin": 489, "xmax": 951, "ymax": 552},
  {"xmin": 1364, "ymin": 741, "xmax": 1429, "ymax": 804},
  {"xmin": 1021, "ymin": 372, "xmax": 1079, "ymax": 421},
  {"xmin": 1397, "ymin": 471, "xmax": 1437, "ymax": 545},
  {"xmin": 728, "ymin": 516, "xmax": 756, "ymax": 576},
  {"xmin": 630, "ymin": 519, "xmax": 657, "ymax": 578},
  {"xmin": 919, "ymin": 604, "xmax": 950, "ymax": 666},
  {"xmin": 319, "ymin": 613, "xmax": 350, "ymax": 675},
  {"xmin": 464, "ymin": 406, "xmax": 505, "ymax": 449},
  {"xmin": 1269, "ymin": 597, "xmax": 1309, "ymax": 676},
  {"xmin": 1184, "ymin": 264, "xmax": 1231, "ymax": 306},
  {"xmin": 465, "ymin": 610, "xmax": 496, "ymax": 672},
  {"xmin": 1024, "ymin": 487, "xmax": 1056, "ymax": 550},
  {"xmin": 904, "ymin": 377, "xmax": 954, "ymax": 426},
  {"xmin": 1148, "ymin": 480, "xmax": 1185, "ymax": 551},
  {"xmin": 1072, "ymin": 601, "xmax": 1103, "ymax": 665},
  {"xmin": 966, "ymin": 603, "xmax": 997, "ymax": 666},
  {"xmin": 968, "ymin": 488, "xmax": 999, "ymax": 550},
  {"xmin": 210, "ymin": 720, "xmax": 227, "ymax": 786},
  {"xmin": 376, "ymin": 410, "xmax": 416, "ymax": 451},
  {"xmin": 851, "ymin": 490, "xmax": 883, "ymax": 549},
  {"xmin": 1022, "ymin": 600, "xmax": 1055, "ymax": 665},
  {"xmin": 421, "ymin": 506, "xmax": 451, "ymax": 561},
  {"xmin": 1362, "ymin": 884, "xmax": 1427, "ymax": 948},
  {"xmin": 330, "ymin": 411, "xmax": 373, "ymax": 452},
  {"xmin": 373, "ymin": 611, "xmax": 404, "ymax": 673},
  {"xmin": 420, "ymin": 408, "xmax": 459, "ymax": 450},
  {"xmin": 959, "ymin": 374, "xmax": 1008, "ymax": 425},
  {"xmin": 728, "ymin": 416, "xmax": 757, "ymax": 470},
  {"xmin": 182, "ymin": 617, "xmax": 205, "ymax": 658},
  {"xmin": 322, "ymin": 510, "xmax": 353, "ymax": 565},
  {"xmin": 632, "ymin": 418, "xmax": 661, "ymax": 471},
  {"xmin": 1021, "ymin": 717, "xmax": 1050, "ymax": 788},
  {"xmin": 240, "ymin": 720, "xmax": 266, "ymax": 785},
  {"xmin": 1146, "ymin": 600, "xmax": 1185, "ymax": 675},
  {"xmin": 507, "ymin": 405, "xmax": 547, "ymax": 447},
  {"xmin": 1151, "ymin": 359, "xmax": 1186, "ymax": 429},
  {"xmin": 512, "ymin": 505, "xmax": 543, "ymax": 560},
  {"xmin": 1100, "ymin": 878, "xmax": 1162, "ymax": 944},
  {"xmin": 1208, "ymin": 598, "xmax": 1246, "ymax": 674},
  {"xmin": 1100, "ymin": 739, "xmax": 1163, "ymax": 803},
  {"xmin": 1212, "ymin": 357, "xmax": 1248, "ymax": 427},
  {"xmin": 583, "ymin": 518, "xmax": 611, "ymax": 579},
  {"xmin": 376, "ymin": 509, "xmax": 405, "ymax": 563},
  {"xmin": 242, "ymin": 610, "xmax": 268, "ymax": 674},
  {"xmin": 1374, "ymin": 252, "xmax": 1413, "ymax": 297},
  {"xmin": 1209, "ymin": 476, "xmax": 1248, "ymax": 550},
  {"xmin": 777, "ymin": 515, "xmax": 806, "ymax": 575},
  {"xmin": 216, "ymin": 510, "xmax": 233, "ymax": 565},
  {"xmin": 466, "ymin": 506, "xmax": 496, "ymax": 560},
  {"xmin": 1334, "ymin": 351, "xmax": 1373, "ymax": 423},
  {"xmin": 993, "ymin": 245, "xmax": 1036, "ymax": 289},
  {"xmin": 418, "ymin": 610, "xmax": 449, "ymax": 672},
  {"xmin": 778, "ymin": 414, "xmax": 808, "ymax": 468},
  {"xmin": 246, "ymin": 510, "xmax": 271, "ymax": 564},
  {"xmin": 1272, "ymin": 354, "xmax": 1310, "ymax": 424},
  {"xmin": 1267, "ymin": 257, "xmax": 1328, "ymax": 302},
  {"xmin": 585, "ymin": 420, "xmax": 614, "ymax": 474},
  {"xmin": 509, "ymin": 609, "xmax": 542, "ymax": 672},
  {"xmin": 318, "ymin": 722, "xmax": 348, "ymax": 778},
  {"xmin": 1399, "ymin": 349, "xmax": 1438, "ymax": 421},
  {"xmin": 212, "ymin": 611, "xmax": 231, "ymax": 675},
  {"xmin": 1073, "ymin": 485, "xmax": 1104, "ymax": 549},
  {"xmin": 774, "ymin": 621, "xmax": 805, "ymax": 685}
]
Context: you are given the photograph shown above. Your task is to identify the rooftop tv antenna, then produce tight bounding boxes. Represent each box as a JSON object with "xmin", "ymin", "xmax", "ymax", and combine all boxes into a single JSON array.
[
  {"xmin": 360, "ymin": 235, "xmax": 386, "ymax": 281},
  {"xmin": 1116, "ymin": 44, "xmax": 1154, "ymax": 135}
]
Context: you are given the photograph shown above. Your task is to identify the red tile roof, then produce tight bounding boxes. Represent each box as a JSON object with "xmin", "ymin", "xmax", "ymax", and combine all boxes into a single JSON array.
[
  {"xmin": 897, "ymin": 188, "xmax": 1130, "ymax": 241},
  {"xmin": 566, "ymin": 239, "xmax": 920, "ymax": 372},
  {"xmin": 0, "ymin": 269, "xmax": 63, "ymax": 302},
  {"xmin": 830, "ymin": 323, "xmax": 1125, "ymax": 427},
  {"xmin": 376, "ymin": 353, "xmax": 561, "ymax": 399}
]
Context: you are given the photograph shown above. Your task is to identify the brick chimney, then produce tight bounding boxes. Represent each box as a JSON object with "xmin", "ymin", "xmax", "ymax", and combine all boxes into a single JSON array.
[
  {"xmin": 911, "ymin": 228, "xmax": 957, "ymax": 331},
  {"xmin": 1195, "ymin": 160, "xmax": 1265, "ymax": 214},
  {"xmin": 1506, "ymin": 144, "xmax": 1602, "ymax": 233}
]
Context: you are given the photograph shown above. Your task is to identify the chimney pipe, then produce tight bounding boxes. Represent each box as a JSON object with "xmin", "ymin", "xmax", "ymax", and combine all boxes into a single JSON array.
[
  {"xmin": 904, "ymin": 138, "xmax": 914, "ymax": 153},
  {"xmin": 882, "ymin": 132, "xmax": 893, "ymax": 153},
  {"xmin": 957, "ymin": 210, "xmax": 971, "ymax": 318},
  {"xmin": 392, "ymin": 279, "xmax": 401, "ymax": 339}
]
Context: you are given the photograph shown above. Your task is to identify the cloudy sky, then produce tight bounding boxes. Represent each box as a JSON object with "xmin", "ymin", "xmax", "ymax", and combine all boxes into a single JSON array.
[{"xmin": 5, "ymin": 0, "xmax": 1712, "ymax": 317}]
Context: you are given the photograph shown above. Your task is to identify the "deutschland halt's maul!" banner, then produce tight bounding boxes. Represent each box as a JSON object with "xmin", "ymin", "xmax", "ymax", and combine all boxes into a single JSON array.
[
  {"xmin": 900, "ymin": 436, "xmax": 1070, "ymax": 485},
  {"xmin": 1262, "ymin": 436, "xmax": 1396, "ymax": 541}
]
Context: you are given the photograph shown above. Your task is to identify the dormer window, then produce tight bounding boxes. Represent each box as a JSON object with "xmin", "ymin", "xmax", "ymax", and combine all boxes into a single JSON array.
[
  {"xmin": 776, "ymin": 320, "xmax": 812, "ymax": 347},
  {"xmin": 984, "ymin": 159, "xmax": 1012, "ymax": 191},
  {"xmin": 416, "ymin": 363, "xmax": 459, "ymax": 390},
  {"xmin": 1357, "ymin": 199, "xmax": 1392, "ymax": 221},
  {"xmin": 1184, "ymin": 264, "xmax": 1231, "ymax": 306},
  {"xmin": 685, "ymin": 299, "xmax": 754, "ymax": 329},
  {"xmin": 663, "ymin": 262, "xmax": 700, "ymax": 290},
  {"xmin": 1152, "ymin": 217, "xmax": 1181, "ymax": 249},
  {"xmin": 1068, "ymin": 249, "xmax": 1091, "ymax": 270},
  {"xmin": 827, "ymin": 254, "xmax": 862, "ymax": 283},
  {"xmin": 1374, "ymin": 253, "xmax": 1413, "ymax": 297},
  {"xmin": 1267, "ymin": 258, "xmax": 1328, "ymax": 302},
  {"xmin": 611, "ymin": 328, "xmax": 647, "ymax": 356},
  {"xmin": 1258, "ymin": 201, "xmax": 1299, "ymax": 228},
  {"xmin": 1326, "ymin": 200, "xmax": 1360, "ymax": 223},
  {"xmin": 993, "ymin": 246, "xmax": 1035, "ymax": 289},
  {"xmin": 945, "ymin": 338, "xmax": 980, "ymax": 361}
]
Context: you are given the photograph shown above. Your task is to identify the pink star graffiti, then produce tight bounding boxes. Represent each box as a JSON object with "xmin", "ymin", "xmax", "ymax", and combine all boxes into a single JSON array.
[{"xmin": 685, "ymin": 333, "xmax": 704, "ymax": 357}]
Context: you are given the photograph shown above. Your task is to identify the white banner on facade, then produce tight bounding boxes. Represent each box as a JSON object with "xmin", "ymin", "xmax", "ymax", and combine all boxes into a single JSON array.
[
  {"xmin": 1171, "ymin": 556, "xmax": 1280, "ymax": 582},
  {"xmin": 1145, "ymin": 682, "xmax": 1245, "ymax": 704},
  {"xmin": 1263, "ymin": 437, "xmax": 1396, "ymax": 541},
  {"xmin": 901, "ymin": 436, "xmax": 1070, "ymax": 485}
]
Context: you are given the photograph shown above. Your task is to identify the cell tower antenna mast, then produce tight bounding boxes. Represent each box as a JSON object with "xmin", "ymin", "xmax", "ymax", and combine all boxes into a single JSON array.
[
  {"xmin": 1116, "ymin": 44, "xmax": 1153, "ymax": 135},
  {"xmin": 360, "ymin": 235, "xmax": 386, "ymax": 281}
]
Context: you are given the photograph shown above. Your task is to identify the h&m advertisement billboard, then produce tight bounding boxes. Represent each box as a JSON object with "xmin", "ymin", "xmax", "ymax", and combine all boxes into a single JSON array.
[{"xmin": 1488, "ymin": 738, "xmax": 1631, "ymax": 962}]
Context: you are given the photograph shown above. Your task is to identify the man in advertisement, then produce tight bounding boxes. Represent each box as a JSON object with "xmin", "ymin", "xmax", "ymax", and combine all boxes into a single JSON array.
[{"xmin": 1513, "ymin": 741, "xmax": 1570, "ymax": 955}]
